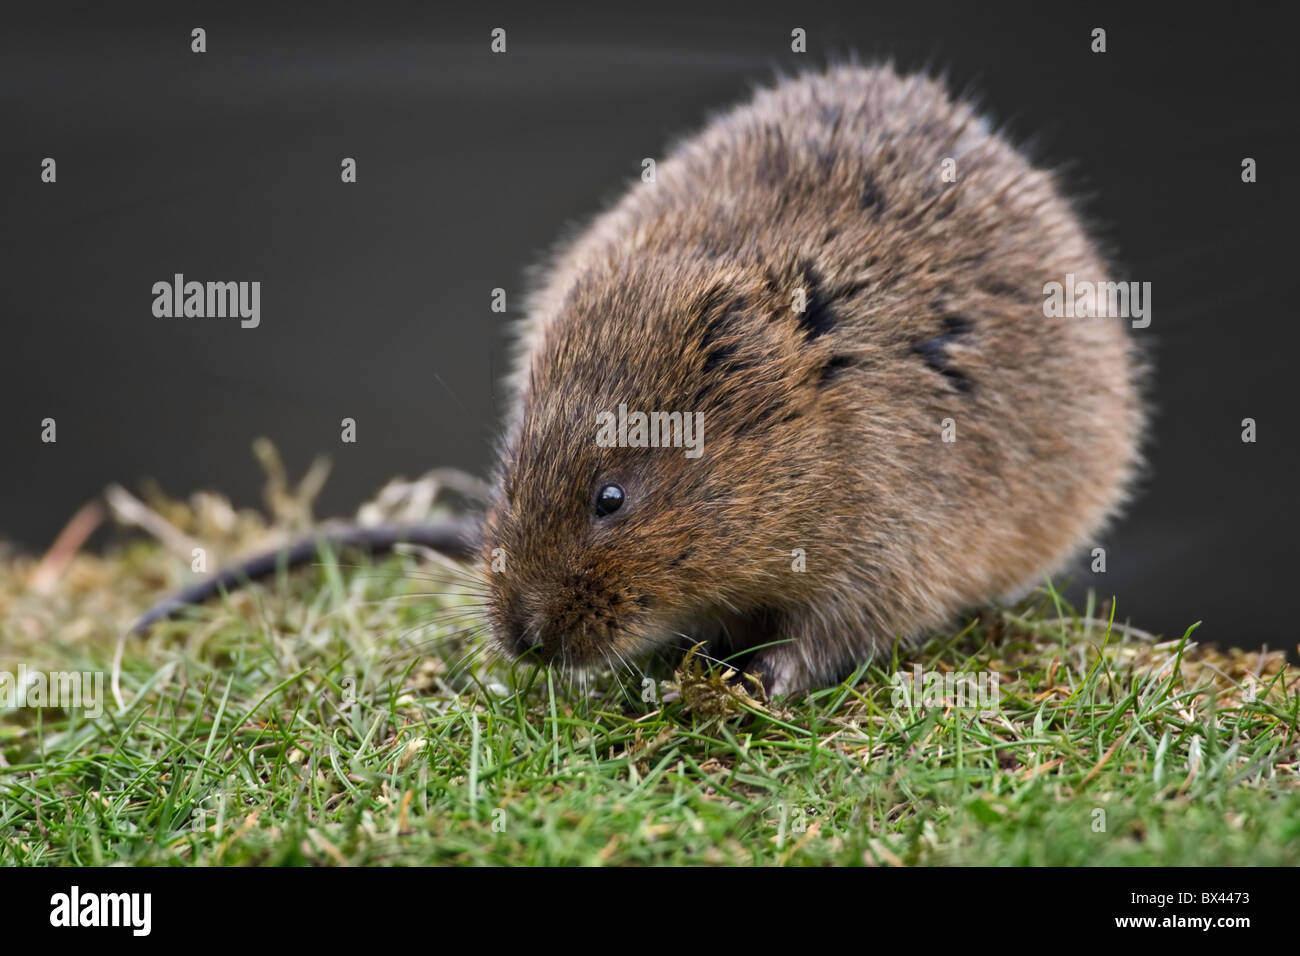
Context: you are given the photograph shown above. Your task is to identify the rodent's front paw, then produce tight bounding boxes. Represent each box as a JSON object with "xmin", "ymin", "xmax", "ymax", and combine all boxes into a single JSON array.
[{"xmin": 745, "ymin": 649, "xmax": 798, "ymax": 699}]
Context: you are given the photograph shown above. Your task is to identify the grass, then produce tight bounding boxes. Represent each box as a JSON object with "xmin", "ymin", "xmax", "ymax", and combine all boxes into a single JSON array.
[{"xmin": 1, "ymin": 475, "xmax": 1297, "ymax": 866}]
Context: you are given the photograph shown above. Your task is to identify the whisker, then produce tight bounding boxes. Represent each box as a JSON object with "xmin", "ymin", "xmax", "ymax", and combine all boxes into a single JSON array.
[
  {"xmin": 315, "ymin": 562, "xmax": 491, "ymax": 592},
  {"xmin": 669, "ymin": 631, "xmax": 731, "ymax": 669},
  {"xmin": 396, "ymin": 624, "xmax": 492, "ymax": 661}
]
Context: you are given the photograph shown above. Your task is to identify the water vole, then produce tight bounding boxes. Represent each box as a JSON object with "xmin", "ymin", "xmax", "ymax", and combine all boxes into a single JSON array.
[
  {"xmin": 483, "ymin": 64, "xmax": 1143, "ymax": 693},
  {"xmin": 137, "ymin": 65, "xmax": 1144, "ymax": 695}
]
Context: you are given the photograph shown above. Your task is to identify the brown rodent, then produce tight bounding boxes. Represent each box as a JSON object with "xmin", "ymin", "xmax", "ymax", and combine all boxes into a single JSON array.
[
  {"xmin": 136, "ymin": 65, "xmax": 1144, "ymax": 696},
  {"xmin": 481, "ymin": 64, "xmax": 1143, "ymax": 694}
]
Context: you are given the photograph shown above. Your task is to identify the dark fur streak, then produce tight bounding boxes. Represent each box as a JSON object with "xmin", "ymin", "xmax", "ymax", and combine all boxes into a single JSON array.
[
  {"xmin": 796, "ymin": 265, "xmax": 837, "ymax": 340},
  {"xmin": 828, "ymin": 278, "xmax": 873, "ymax": 301},
  {"xmin": 740, "ymin": 402, "xmax": 785, "ymax": 433},
  {"xmin": 702, "ymin": 343, "xmax": 737, "ymax": 374},
  {"xmin": 860, "ymin": 172, "xmax": 885, "ymax": 211},
  {"xmin": 699, "ymin": 296, "xmax": 746, "ymax": 344},
  {"xmin": 978, "ymin": 277, "xmax": 1023, "ymax": 299},
  {"xmin": 818, "ymin": 354, "xmax": 858, "ymax": 386},
  {"xmin": 912, "ymin": 318, "xmax": 975, "ymax": 394}
]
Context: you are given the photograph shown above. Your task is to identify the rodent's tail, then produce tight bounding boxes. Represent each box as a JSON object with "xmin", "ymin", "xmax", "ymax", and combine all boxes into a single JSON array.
[{"xmin": 130, "ymin": 516, "xmax": 482, "ymax": 635}]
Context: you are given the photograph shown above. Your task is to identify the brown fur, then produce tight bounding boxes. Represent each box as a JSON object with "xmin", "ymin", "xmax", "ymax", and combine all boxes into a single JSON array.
[{"xmin": 482, "ymin": 65, "xmax": 1144, "ymax": 694}]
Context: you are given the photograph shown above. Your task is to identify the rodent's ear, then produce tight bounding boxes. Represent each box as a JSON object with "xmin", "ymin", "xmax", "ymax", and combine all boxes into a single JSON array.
[
  {"xmin": 685, "ymin": 275, "xmax": 763, "ymax": 375},
  {"xmin": 684, "ymin": 262, "xmax": 845, "ymax": 371},
  {"xmin": 757, "ymin": 260, "xmax": 840, "ymax": 343},
  {"xmin": 687, "ymin": 263, "xmax": 835, "ymax": 343},
  {"xmin": 682, "ymin": 266, "xmax": 843, "ymax": 421}
]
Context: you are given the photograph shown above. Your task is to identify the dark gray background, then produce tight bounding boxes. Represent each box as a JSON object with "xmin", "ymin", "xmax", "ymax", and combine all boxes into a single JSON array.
[{"xmin": 2, "ymin": 2, "xmax": 1295, "ymax": 648}]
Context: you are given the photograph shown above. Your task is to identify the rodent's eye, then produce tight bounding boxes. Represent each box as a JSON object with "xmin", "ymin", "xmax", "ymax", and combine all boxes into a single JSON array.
[{"xmin": 594, "ymin": 483, "xmax": 625, "ymax": 517}]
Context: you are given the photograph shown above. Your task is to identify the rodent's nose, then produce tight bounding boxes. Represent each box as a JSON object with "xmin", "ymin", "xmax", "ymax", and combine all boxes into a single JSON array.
[{"xmin": 503, "ymin": 611, "xmax": 542, "ymax": 657}]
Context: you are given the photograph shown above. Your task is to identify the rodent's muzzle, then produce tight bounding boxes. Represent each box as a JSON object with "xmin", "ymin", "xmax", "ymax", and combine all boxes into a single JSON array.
[
  {"xmin": 497, "ymin": 611, "xmax": 604, "ymax": 665},
  {"xmin": 495, "ymin": 570, "xmax": 643, "ymax": 666},
  {"xmin": 497, "ymin": 608, "xmax": 541, "ymax": 658}
]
